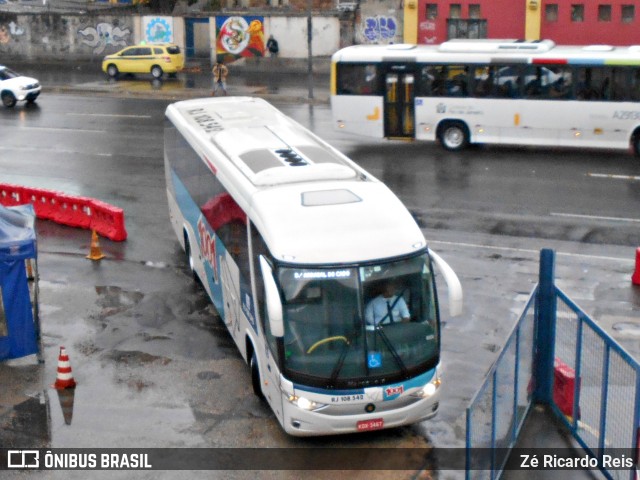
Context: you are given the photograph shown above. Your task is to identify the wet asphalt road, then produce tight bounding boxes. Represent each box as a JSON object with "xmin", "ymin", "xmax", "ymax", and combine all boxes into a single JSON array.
[{"xmin": 0, "ymin": 68, "xmax": 639, "ymax": 479}]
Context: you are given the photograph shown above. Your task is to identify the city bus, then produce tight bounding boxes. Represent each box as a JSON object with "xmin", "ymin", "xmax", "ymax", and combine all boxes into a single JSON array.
[
  {"xmin": 331, "ymin": 39, "xmax": 640, "ymax": 155},
  {"xmin": 164, "ymin": 97, "xmax": 463, "ymax": 436}
]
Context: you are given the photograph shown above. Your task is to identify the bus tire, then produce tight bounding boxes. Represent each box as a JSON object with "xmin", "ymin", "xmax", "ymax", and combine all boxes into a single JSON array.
[
  {"xmin": 184, "ymin": 232, "xmax": 197, "ymax": 280},
  {"xmin": 439, "ymin": 121, "xmax": 469, "ymax": 151},
  {"xmin": 632, "ymin": 131, "xmax": 640, "ymax": 157},
  {"xmin": 250, "ymin": 352, "xmax": 265, "ymax": 400}
]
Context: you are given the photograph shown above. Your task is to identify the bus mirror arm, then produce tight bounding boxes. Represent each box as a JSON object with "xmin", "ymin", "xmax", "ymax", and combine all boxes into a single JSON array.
[
  {"xmin": 259, "ymin": 256, "xmax": 285, "ymax": 337},
  {"xmin": 428, "ymin": 248, "xmax": 463, "ymax": 317}
]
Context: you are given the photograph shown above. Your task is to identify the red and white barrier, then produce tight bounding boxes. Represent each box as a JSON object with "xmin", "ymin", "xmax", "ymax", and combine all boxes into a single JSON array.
[{"xmin": 0, "ymin": 183, "xmax": 127, "ymax": 242}]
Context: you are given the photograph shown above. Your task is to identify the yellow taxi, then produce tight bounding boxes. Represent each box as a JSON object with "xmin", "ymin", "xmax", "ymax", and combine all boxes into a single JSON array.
[{"xmin": 102, "ymin": 43, "xmax": 184, "ymax": 79}]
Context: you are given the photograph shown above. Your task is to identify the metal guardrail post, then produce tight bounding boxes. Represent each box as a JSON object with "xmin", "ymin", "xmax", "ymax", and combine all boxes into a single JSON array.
[{"xmin": 534, "ymin": 248, "xmax": 557, "ymax": 404}]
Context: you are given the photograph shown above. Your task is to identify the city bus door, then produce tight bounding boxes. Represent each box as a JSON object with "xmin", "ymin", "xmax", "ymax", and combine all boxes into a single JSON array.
[{"xmin": 384, "ymin": 72, "xmax": 415, "ymax": 138}]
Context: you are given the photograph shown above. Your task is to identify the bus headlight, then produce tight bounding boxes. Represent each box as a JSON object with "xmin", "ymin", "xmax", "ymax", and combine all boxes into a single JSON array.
[
  {"xmin": 411, "ymin": 375, "xmax": 441, "ymax": 399},
  {"xmin": 288, "ymin": 395, "xmax": 327, "ymax": 411}
]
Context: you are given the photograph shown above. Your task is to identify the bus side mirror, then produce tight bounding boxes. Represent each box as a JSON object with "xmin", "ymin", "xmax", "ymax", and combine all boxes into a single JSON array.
[
  {"xmin": 259, "ymin": 256, "xmax": 284, "ymax": 337},
  {"xmin": 428, "ymin": 248, "xmax": 463, "ymax": 317}
]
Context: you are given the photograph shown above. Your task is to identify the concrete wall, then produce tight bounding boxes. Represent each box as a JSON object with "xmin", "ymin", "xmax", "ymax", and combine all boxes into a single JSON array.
[{"xmin": 0, "ymin": 12, "xmax": 341, "ymax": 62}]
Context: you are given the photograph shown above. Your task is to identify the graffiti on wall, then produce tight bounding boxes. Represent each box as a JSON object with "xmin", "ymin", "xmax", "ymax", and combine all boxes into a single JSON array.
[
  {"xmin": 78, "ymin": 21, "xmax": 131, "ymax": 55},
  {"xmin": 0, "ymin": 21, "xmax": 25, "ymax": 43},
  {"xmin": 216, "ymin": 16, "xmax": 265, "ymax": 62},
  {"xmin": 419, "ymin": 20, "xmax": 437, "ymax": 44},
  {"xmin": 143, "ymin": 17, "xmax": 173, "ymax": 44},
  {"xmin": 361, "ymin": 16, "xmax": 397, "ymax": 44}
]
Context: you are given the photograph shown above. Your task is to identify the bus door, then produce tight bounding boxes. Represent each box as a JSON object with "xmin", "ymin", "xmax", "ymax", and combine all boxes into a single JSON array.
[{"xmin": 384, "ymin": 69, "xmax": 416, "ymax": 138}]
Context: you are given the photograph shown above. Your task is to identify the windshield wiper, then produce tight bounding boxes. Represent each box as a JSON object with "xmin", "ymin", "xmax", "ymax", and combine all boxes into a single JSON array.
[
  {"xmin": 375, "ymin": 325, "xmax": 409, "ymax": 376},
  {"xmin": 329, "ymin": 340, "xmax": 351, "ymax": 385}
]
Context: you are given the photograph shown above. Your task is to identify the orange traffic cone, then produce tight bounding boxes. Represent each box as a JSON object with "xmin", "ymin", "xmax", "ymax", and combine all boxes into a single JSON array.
[
  {"xmin": 52, "ymin": 346, "xmax": 77, "ymax": 389},
  {"xmin": 633, "ymin": 248, "xmax": 640, "ymax": 286},
  {"xmin": 86, "ymin": 230, "xmax": 105, "ymax": 261}
]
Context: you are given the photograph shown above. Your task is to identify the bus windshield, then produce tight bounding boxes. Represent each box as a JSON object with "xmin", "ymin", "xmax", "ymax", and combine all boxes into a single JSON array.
[{"xmin": 277, "ymin": 252, "xmax": 438, "ymax": 389}]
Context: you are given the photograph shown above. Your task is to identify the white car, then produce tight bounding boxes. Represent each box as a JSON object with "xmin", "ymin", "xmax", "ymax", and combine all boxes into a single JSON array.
[{"xmin": 0, "ymin": 66, "xmax": 41, "ymax": 108}]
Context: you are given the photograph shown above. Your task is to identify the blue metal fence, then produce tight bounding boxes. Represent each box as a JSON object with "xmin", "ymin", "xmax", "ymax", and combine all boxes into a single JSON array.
[{"xmin": 466, "ymin": 248, "xmax": 640, "ymax": 480}]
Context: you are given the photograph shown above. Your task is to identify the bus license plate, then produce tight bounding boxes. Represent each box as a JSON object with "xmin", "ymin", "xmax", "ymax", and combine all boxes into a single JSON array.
[{"xmin": 357, "ymin": 418, "xmax": 384, "ymax": 432}]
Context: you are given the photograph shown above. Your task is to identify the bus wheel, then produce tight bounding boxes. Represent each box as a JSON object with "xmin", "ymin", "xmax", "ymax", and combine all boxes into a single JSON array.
[
  {"xmin": 250, "ymin": 352, "xmax": 265, "ymax": 399},
  {"xmin": 184, "ymin": 233, "xmax": 197, "ymax": 280},
  {"xmin": 632, "ymin": 131, "xmax": 640, "ymax": 157},
  {"xmin": 439, "ymin": 122, "xmax": 469, "ymax": 151}
]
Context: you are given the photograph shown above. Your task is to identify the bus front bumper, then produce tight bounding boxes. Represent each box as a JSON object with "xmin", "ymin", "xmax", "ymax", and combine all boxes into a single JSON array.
[{"xmin": 281, "ymin": 391, "xmax": 440, "ymax": 437}]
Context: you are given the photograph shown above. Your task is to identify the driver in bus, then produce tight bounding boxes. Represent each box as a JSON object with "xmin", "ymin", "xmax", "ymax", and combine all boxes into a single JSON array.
[{"xmin": 365, "ymin": 281, "xmax": 410, "ymax": 327}]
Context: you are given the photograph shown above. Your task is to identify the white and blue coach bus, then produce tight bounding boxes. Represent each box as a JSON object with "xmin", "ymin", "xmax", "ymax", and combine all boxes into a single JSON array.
[{"xmin": 164, "ymin": 97, "xmax": 462, "ymax": 436}]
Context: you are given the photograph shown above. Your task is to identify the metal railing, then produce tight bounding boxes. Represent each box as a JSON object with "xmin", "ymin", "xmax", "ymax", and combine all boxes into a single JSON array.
[
  {"xmin": 466, "ymin": 248, "xmax": 640, "ymax": 480},
  {"xmin": 465, "ymin": 287, "xmax": 537, "ymax": 480}
]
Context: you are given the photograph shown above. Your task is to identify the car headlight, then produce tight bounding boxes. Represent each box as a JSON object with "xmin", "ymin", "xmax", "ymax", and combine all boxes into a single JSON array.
[{"xmin": 288, "ymin": 395, "xmax": 327, "ymax": 411}]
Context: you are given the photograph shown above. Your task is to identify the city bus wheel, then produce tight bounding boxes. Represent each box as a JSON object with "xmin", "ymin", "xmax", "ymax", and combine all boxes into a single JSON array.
[
  {"xmin": 632, "ymin": 131, "xmax": 640, "ymax": 157},
  {"xmin": 184, "ymin": 234, "xmax": 197, "ymax": 280},
  {"xmin": 250, "ymin": 352, "xmax": 264, "ymax": 400},
  {"xmin": 439, "ymin": 122, "xmax": 469, "ymax": 151}
]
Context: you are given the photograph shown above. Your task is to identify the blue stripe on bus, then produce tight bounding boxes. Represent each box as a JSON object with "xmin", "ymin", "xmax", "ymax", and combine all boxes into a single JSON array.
[
  {"xmin": 172, "ymin": 169, "xmax": 226, "ymax": 317},
  {"xmin": 567, "ymin": 58, "xmax": 606, "ymax": 65},
  {"xmin": 293, "ymin": 368, "xmax": 436, "ymax": 398}
]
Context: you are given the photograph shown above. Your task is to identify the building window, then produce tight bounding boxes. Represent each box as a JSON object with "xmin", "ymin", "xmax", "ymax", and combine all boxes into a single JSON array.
[
  {"xmin": 469, "ymin": 4, "xmax": 481, "ymax": 19},
  {"xmin": 447, "ymin": 19, "xmax": 487, "ymax": 39},
  {"xmin": 449, "ymin": 4, "xmax": 462, "ymax": 19},
  {"xmin": 598, "ymin": 4, "xmax": 612, "ymax": 21},
  {"xmin": 622, "ymin": 4, "xmax": 635, "ymax": 23},
  {"xmin": 426, "ymin": 3, "xmax": 438, "ymax": 19},
  {"xmin": 571, "ymin": 4, "xmax": 585, "ymax": 22},
  {"xmin": 545, "ymin": 4, "xmax": 558, "ymax": 21}
]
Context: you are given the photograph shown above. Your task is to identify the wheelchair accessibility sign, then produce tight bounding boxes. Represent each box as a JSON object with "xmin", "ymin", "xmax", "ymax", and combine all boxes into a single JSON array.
[{"xmin": 367, "ymin": 352, "xmax": 382, "ymax": 369}]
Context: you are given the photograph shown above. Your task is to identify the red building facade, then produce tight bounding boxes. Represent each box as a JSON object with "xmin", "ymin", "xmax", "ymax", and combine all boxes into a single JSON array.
[{"xmin": 413, "ymin": 0, "xmax": 640, "ymax": 46}]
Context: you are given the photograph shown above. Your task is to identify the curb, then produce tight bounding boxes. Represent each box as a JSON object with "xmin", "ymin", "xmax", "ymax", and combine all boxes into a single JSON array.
[{"xmin": 43, "ymin": 83, "xmax": 330, "ymax": 104}]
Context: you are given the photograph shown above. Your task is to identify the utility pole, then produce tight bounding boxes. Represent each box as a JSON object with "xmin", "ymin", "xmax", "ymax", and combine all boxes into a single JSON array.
[{"xmin": 307, "ymin": 0, "xmax": 314, "ymax": 99}]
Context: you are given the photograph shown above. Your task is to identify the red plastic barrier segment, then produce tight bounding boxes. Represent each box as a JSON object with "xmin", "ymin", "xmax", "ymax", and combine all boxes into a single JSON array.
[
  {"xmin": 54, "ymin": 194, "xmax": 93, "ymax": 229},
  {"xmin": 21, "ymin": 186, "xmax": 59, "ymax": 220},
  {"xmin": 553, "ymin": 357, "xmax": 579, "ymax": 419},
  {"xmin": 0, "ymin": 183, "xmax": 127, "ymax": 242},
  {"xmin": 0, "ymin": 184, "xmax": 23, "ymax": 207},
  {"xmin": 89, "ymin": 199, "xmax": 127, "ymax": 242}
]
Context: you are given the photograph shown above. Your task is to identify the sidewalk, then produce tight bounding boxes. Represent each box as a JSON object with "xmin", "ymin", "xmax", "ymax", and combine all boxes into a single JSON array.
[{"xmin": 15, "ymin": 58, "xmax": 331, "ymax": 104}]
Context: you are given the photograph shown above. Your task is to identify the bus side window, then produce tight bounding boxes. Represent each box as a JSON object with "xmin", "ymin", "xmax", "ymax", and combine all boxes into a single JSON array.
[
  {"xmin": 494, "ymin": 66, "xmax": 520, "ymax": 99},
  {"xmin": 430, "ymin": 66, "xmax": 448, "ymax": 97},
  {"xmin": 337, "ymin": 63, "xmax": 379, "ymax": 95},
  {"xmin": 576, "ymin": 68, "xmax": 599, "ymax": 100},
  {"xmin": 630, "ymin": 68, "xmax": 640, "ymax": 101},
  {"xmin": 472, "ymin": 66, "xmax": 492, "ymax": 98}
]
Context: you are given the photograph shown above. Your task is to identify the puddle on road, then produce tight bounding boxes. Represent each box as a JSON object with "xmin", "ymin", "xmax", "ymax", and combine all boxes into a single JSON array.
[
  {"xmin": 108, "ymin": 349, "xmax": 172, "ymax": 366},
  {"xmin": 95, "ymin": 286, "xmax": 144, "ymax": 316}
]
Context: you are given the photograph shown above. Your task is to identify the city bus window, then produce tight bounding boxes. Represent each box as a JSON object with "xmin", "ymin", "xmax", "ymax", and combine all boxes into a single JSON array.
[
  {"xmin": 630, "ymin": 68, "xmax": 640, "ymax": 101},
  {"xmin": 610, "ymin": 68, "xmax": 629, "ymax": 101},
  {"xmin": 494, "ymin": 65, "xmax": 521, "ymax": 98},
  {"xmin": 337, "ymin": 63, "xmax": 380, "ymax": 95},
  {"xmin": 472, "ymin": 66, "xmax": 492, "ymax": 97},
  {"xmin": 576, "ymin": 67, "xmax": 600, "ymax": 100},
  {"xmin": 589, "ymin": 67, "xmax": 613, "ymax": 100},
  {"xmin": 545, "ymin": 66, "xmax": 572, "ymax": 99}
]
